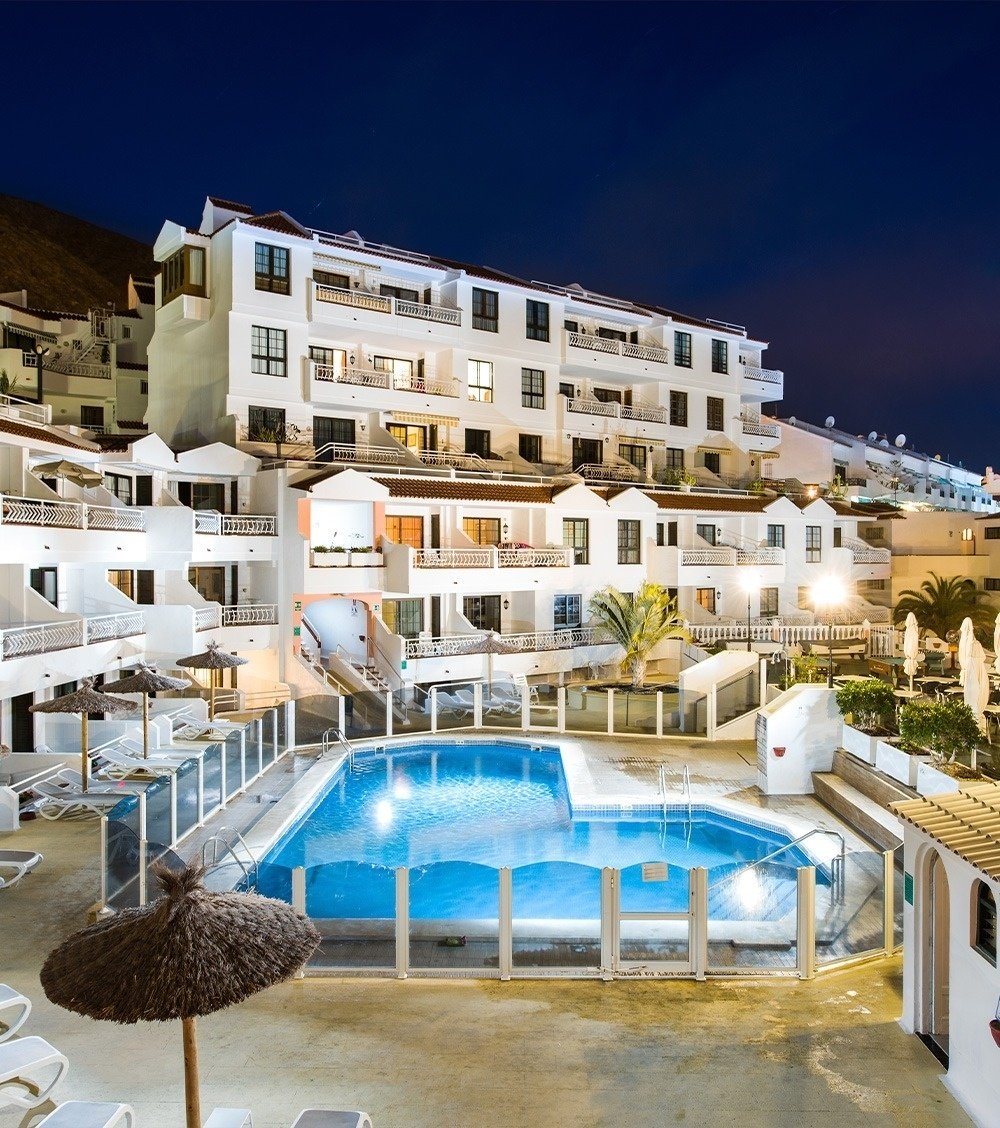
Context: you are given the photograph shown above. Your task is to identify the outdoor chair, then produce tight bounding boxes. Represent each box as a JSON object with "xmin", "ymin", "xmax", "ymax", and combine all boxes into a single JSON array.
[
  {"xmin": 0, "ymin": 984, "xmax": 31, "ymax": 1041},
  {"xmin": 32, "ymin": 782, "xmax": 128, "ymax": 821},
  {"xmin": 35, "ymin": 1101, "xmax": 135, "ymax": 1127},
  {"xmin": 290, "ymin": 1112, "xmax": 373, "ymax": 1128},
  {"xmin": 94, "ymin": 748, "xmax": 190, "ymax": 780},
  {"xmin": 0, "ymin": 1035, "xmax": 69, "ymax": 1109},
  {"xmin": 0, "ymin": 850, "xmax": 43, "ymax": 893},
  {"xmin": 204, "ymin": 1109, "xmax": 254, "ymax": 1127}
]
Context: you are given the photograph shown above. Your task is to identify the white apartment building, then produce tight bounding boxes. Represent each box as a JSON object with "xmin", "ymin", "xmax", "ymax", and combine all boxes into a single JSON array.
[
  {"xmin": 0, "ymin": 276, "xmax": 154, "ymax": 436},
  {"xmin": 767, "ymin": 417, "xmax": 995, "ymax": 514}
]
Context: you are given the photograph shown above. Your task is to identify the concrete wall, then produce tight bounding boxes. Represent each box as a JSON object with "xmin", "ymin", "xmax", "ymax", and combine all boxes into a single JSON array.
[{"xmin": 756, "ymin": 684, "xmax": 841, "ymax": 794}]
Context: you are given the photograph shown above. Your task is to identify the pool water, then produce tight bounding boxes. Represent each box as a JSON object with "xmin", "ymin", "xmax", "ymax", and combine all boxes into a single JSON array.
[{"xmin": 258, "ymin": 741, "xmax": 820, "ymax": 920}]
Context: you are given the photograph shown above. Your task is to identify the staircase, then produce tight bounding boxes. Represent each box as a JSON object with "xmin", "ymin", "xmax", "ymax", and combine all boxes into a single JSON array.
[
  {"xmin": 45, "ymin": 308, "xmax": 117, "ymax": 382},
  {"xmin": 812, "ymin": 749, "xmax": 906, "ymax": 851}
]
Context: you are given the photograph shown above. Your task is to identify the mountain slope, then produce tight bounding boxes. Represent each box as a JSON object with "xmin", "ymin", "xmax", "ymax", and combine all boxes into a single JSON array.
[{"xmin": 0, "ymin": 194, "xmax": 155, "ymax": 313}]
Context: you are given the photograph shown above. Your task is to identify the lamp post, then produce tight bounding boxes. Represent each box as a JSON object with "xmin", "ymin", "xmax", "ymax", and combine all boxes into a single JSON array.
[
  {"xmin": 34, "ymin": 343, "xmax": 50, "ymax": 406},
  {"xmin": 740, "ymin": 570, "xmax": 760, "ymax": 653},
  {"xmin": 811, "ymin": 575, "xmax": 847, "ymax": 689}
]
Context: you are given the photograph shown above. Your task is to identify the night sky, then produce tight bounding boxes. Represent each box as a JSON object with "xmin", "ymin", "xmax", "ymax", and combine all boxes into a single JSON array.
[{"xmin": 7, "ymin": 2, "xmax": 999, "ymax": 470}]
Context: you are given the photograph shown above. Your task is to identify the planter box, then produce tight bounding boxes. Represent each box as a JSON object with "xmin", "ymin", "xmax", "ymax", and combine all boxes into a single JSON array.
[
  {"xmin": 875, "ymin": 739, "xmax": 917, "ymax": 788},
  {"xmin": 915, "ymin": 759, "xmax": 962, "ymax": 797},
  {"xmin": 350, "ymin": 552, "xmax": 383, "ymax": 567},
  {"xmin": 842, "ymin": 722, "xmax": 879, "ymax": 764},
  {"xmin": 312, "ymin": 553, "xmax": 349, "ymax": 567}
]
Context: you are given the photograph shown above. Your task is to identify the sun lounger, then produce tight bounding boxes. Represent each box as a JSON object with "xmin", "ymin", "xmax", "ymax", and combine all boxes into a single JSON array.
[
  {"xmin": 290, "ymin": 1113, "xmax": 373, "ymax": 1128},
  {"xmin": 32, "ymin": 783, "xmax": 129, "ymax": 821},
  {"xmin": 93, "ymin": 748, "xmax": 189, "ymax": 780},
  {"xmin": 0, "ymin": 985, "xmax": 31, "ymax": 1041},
  {"xmin": 0, "ymin": 851, "xmax": 43, "ymax": 892},
  {"xmin": 205, "ymin": 1110, "xmax": 253, "ymax": 1127},
  {"xmin": 0, "ymin": 1035, "xmax": 69, "ymax": 1109},
  {"xmin": 35, "ymin": 1101, "xmax": 135, "ymax": 1127}
]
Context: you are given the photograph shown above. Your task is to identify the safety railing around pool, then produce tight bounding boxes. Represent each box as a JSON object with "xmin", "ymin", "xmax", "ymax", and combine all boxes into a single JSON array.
[
  {"xmin": 99, "ymin": 703, "xmax": 294, "ymax": 911},
  {"xmin": 250, "ymin": 847, "xmax": 902, "ymax": 981}
]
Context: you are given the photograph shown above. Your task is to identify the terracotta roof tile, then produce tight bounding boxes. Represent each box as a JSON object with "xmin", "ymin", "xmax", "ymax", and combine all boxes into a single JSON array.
[
  {"xmin": 208, "ymin": 196, "xmax": 253, "ymax": 213},
  {"xmin": 243, "ymin": 212, "xmax": 310, "ymax": 238},
  {"xmin": 0, "ymin": 299, "xmax": 87, "ymax": 321},
  {"xmin": 374, "ymin": 477, "xmax": 554, "ymax": 504},
  {"xmin": 116, "ymin": 361, "xmax": 148, "ymax": 371},
  {"xmin": 0, "ymin": 419, "xmax": 99, "ymax": 452},
  {"xmin": 645, "ymin": 492, "xmax": 769, "ymax": 513}
]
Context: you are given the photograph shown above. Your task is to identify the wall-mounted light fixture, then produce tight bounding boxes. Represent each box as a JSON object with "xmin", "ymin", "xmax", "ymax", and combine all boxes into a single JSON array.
[{"xmin": 503, "ymin": 598, "xmax": 510, "ymax": 611}]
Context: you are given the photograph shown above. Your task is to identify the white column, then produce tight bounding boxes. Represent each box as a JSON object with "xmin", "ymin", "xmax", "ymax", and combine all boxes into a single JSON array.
[
  {"xmin": 796, "ymin": 866, "xmax": 816, "ymax": 980},
  {"xmin": 690, "ymin": 866, "xmax": 708, "ymax": 981},
  {"xmin": 600, "ymin": 867, "xmax": 617, "ymax": 981},
  {"xmin": 395, "ymin": 867, "xmax": 409, "ymax": 979},
  {"xmin": 499, "ymin": 867, "xmax": 513, "ymax": 981}
]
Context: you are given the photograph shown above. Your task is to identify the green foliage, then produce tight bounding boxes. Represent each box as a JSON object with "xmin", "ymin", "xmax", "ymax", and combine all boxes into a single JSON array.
[
  {"xmin": 588, "ymin": 582, "xmax": 691, "ymax": 688},
  {"xmin": 894, "ymin": 572, "xmax": 995, "ymax": 642},
  {"xmin": 663, "ymin": 467, "xmax": 698, "ymax": 487},
  {"xmin": 748, "ymin": 479, "xmax": 765, "ymax": 495},
  {"xmin": 0, "ymin": 369, "xmax": 15, "ymax": 396},
  {"xmin": 898, "ymin": 698, "xmax": 983, "ymax": 764},
  {"xmin": 789, "ymin": 653, "xmax": 825, "ymax": 685},
  {"xmin": 835, "ymin": 679, "xmax": 897, "ymax": 733}
]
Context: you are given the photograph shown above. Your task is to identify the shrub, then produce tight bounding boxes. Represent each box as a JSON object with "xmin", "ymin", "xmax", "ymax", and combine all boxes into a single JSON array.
[
  {"xmin": 898, "ymin": 698, "xmax": 983, "ymax": 764},
  {"xmin": 835, "ymin": 679, "xmax": 897, "ymax": 733}
]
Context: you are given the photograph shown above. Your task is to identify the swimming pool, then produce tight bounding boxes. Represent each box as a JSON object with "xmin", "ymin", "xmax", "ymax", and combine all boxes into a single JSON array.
[{"xmin": 257, "ymin": 740, "xmax": 821, "ymax": 921}]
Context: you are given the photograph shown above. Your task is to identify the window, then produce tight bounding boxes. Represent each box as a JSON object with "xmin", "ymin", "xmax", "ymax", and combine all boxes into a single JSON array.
[
  {"xmin": 161, "ymin": 246, "xmax": 206, "ymax": 303},
  {"xmin": 674, "ymin": 331, "xmax": 692, "ymax": 367},
  {"xmin": 711, "ymin": 339, "xmax": 728, "ymax": 374},
  {"xmin": 139, "ymin": 380, "xmax": 148, "ymax": 395},
  {"xmin": 665, "ymin": 448, "xmax": 685, "ymax": 471},
  {"xmin": 387, "ymin": 423, "xmax": 427, "ymax": 453},
  {"xmin": 107, "ymin": 569, "xmax": 134, "ymax": 600},
  {"xmin": 670, "ymin": 390, "xmax": 688, "ymax": 427},
  {"xmin": 464, "ymin": 594, "xmax": 501, "ymax": 632},
  {"xmin": 468, "ymin": 359, "xmax": 493, "ymax": 402},
  {"xmin": 860, "ymin": 525, "xmax": 886, "ymax": 541},
  {"xmin": 593, "ymin": 387, "xmax": 622, "ymax": 404},
  {"xmin": 314, "ymin": 269, "xmax": 349, "ymax": 289},
  {"xmin": 760, "ymin": 587, "xmax": 779, "ymax": 617},
  {"xmin": 798, "ymin": 586, "xmax": 813, "ymax": 610},
  {"xmin": 472, "ymin": 287, "xmax": 498, "ymax": 332},
  {"xmin": 247, "ymin": 405, "xmax": 286, "ymax": 442},
  {"xmin": 667, "ymin": 521, "xmax": 678, "ymax": 546},
  {"xmin": 833, "ymin": 526, "xmax": 843, "ymax": 548},
  {"xmin": 385, "ymin": 515, "xmax": 423, "ymax": 549},
  {"xmin": 104, "ymin": 473, "xmax": 133, "ymax": 506},
  {"xmin": 986, "ymin": 578, "xmax": 1000, "ymax": 592},
  {"xmin": 985, "ymin": 527, "xmax": 1000, "ymax": 540},
  {"xmin": 521, "ymin": 368, "xmax": 544, "ymax": 409},
  {"xmin": 563, "ymin": 319, "xmax": 578, "ymax": 333},
  {"xmin": 619, "ymin": 443, "xmax": 646, "ymax": 473},
  {"xmin": 383, "ymin": 598, "xmax": 423, "ymax": 640},
  {"xmin": 806, "ymin": 525, "xmax": 822, "ymax": 562},
  {"xmin": 30, "ymin": 567, "xmax": 57, "ymax": 605},
  {"xmin": 706, "ymin": 396, "xmax": 725, "ymax": 432},
  {"xmin": 597, "ymin": 326, "xmax": 627, "ymax": 342},
  {"xmin": 251, "ymin": 326, "xmax": 287, "ymax": 377},
  {"xmin": 122, "ymin": 325, "xmax": 132, "ymax": 340},
  {"xmin": 696, "ymin": 523, "xmax": 716, "ymax": 546},
  {"xmin": 519, "ymin": 434, "xmax": 542, "ymax": 463},
  {"xmin": 309, "ymin": 346, "xmax": 347, "ymax": 379},
  {"xmin": 563, "ymin": 518, "xmax": 590, "ymax": 565},
  {"xmin": 559, "ymin": 381, "xmax": 575, "ymax": 399},
  {"xmin": 656, "ymin": 523, "xmax": 665, "ymax": 547},
  {"xmin": 80, "ymin": 405, "xmax": 104, "ymax": 429},
  {"xmin": 703, "ymin": 452, "xmax": 721, "ymax": 475},
  {"xmin": 313, "ymin": 416, "xmax": 355, "ymax": 457},
  {"xmin": 696, "ymin": 588, "xmax": 716, "ymax": 614},
  {"xmin": 974, "ymin": 880, "xmax": 997, "ymax": 966},
  {"xmin": 379, "ymin": 284, "xmax": 419, "ymax": 302},
  {"xmin": 463, "ymin": 517, "xmax": 501, "ymax": 545},
  {"xmin": 554, "ymin": 594, "xmax": 582, "ymax": 629},
  {"xmin": 833, "ymin": 462, "xmax": 848, "ymax": 484},
  {"xmin": 618, "ymin": 520, "xmax": 641, "ymax": 565},
  {"xmin": 525, "ymin": 300, "xmax": 549, "ymax": 341},
  {"xmin": 465, "ymin": 428, "xmax": 491, "ymax": 458},
  {"xmin": 254, "ymin": 242, "xmax": 290, "ymax": 294},
  {"xmin": 374, "ymin": 355, "xmax": 414, "ymax": 387},
  {"xmin": 861, "ymin": 578, "xmax": 888, "ymax": 591},
  {"xmin": 766, "ymin": 524, "xmax": 785, "ymax": 548}
]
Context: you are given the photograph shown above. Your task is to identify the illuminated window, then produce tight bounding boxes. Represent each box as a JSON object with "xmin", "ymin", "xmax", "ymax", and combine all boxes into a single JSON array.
[{"xmin": 468, "ymin": 360, "xmax": 493, "ymax": 403}]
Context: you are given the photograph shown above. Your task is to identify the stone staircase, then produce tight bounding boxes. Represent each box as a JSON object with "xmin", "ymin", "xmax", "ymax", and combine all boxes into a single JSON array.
[{"xmin": 813, "ymin": 749, "xmax": 908, "ymax": 851}]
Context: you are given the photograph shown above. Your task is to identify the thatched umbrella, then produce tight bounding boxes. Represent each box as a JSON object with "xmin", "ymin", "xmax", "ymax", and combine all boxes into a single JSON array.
[
  {"xmin": 176, "ymin": 641, "xmax": 248, "ymax": 720},
  {"xmin": 103, "ymin": 664, "xmax": 188, "ymax": 758},
  {"xmin": 30, "ymin": 678, "xmax": 138, "ymax": 791},
  {"xmin": 41, "ymin": 864, "xmax": 320, "ymax": 1128}
]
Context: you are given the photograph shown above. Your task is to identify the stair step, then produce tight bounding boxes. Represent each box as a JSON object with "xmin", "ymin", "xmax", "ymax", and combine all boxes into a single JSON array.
[
  {"xmin": 813, "ymin": 773, "xmax": 903, "ymax": 851},
  {"xmin": 832, "ymin": 748, "xmax": 917, "ymax": 805}
]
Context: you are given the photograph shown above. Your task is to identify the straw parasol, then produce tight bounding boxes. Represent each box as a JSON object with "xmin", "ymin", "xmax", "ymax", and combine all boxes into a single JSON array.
[
  {"xmin": 903, "ymin": 612, "xmax": 920, "ymax": 693},
  {"xmin": 31, "ymin": 460, "xmax": 104, "ymax": 487},
  {"xmin": 41, "ymin": 863, "xmax": 320, "ymax": 1128},
  {"xmin": 102, "ymin": 664, "xmax": 188, "ymax": 758},
  {"xmin": 176, "ymin": 642, "xmax": 248, "ymax": 720},
  {"xmin": 30, "ymin": 678, "xmax": 138, "ymax": 790},
  {"xmin": 993, "ymin": 611, "xmax": 1000, "ymax": 675}
]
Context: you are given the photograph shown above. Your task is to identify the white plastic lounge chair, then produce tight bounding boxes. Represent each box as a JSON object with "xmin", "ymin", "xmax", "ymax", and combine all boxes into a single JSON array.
[
  {"xmin": 0, "ymin": 985, "xmax": 31, "ymax": 1041},
  {"xmin": 0, "ymin": 1035, "xmax": 69, "ymax": 1109},
  {"xmin": 35, "ymin": 1101, "xmax": 135, "ymax": 1127},
  {"xmin": 94, "ymin": 748, "xmax": 189, "ymax": 780},
  {"xmin": 435, "ymin": 691, "xmax": 472, "ymax": 718},
  {"xmin": 32, "ymin": 783, "xmax": 128, "ymax": 821},
  {"xmin": 0, "ymin": 851, "xmax": 42, "ymax": 892},
  {"xmin": 204, "ymin": 1110, "xmax": 253, "ymax": 1127},
  {"xmin": 290, "ymin": 1113, "xmax": 372, "ymax": 1128}
]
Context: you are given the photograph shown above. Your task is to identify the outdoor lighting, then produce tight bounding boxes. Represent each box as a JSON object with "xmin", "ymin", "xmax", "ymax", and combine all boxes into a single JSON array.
[
  {"xmin": 34, "ymin": 343, "xmax": 50, "ymax": 405},
  {"xmin": 740, "ymin": 569, "xmax": 760, "ymax": 652},
  {"xmin": 736, "ymin": 868, "xmax": 762, "ymax": 911},
  {"xmin": 375, "ymin": 798, "xmax": 393, "ymax": 829},
  {"xmin": 811, "ymin": 574, "xmax": 848, "ymax": 688}
]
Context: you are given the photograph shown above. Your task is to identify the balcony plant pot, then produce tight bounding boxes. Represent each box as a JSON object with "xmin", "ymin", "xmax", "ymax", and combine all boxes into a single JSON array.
[
  {"xmin": 314, "ymin": 550, "xmax": 349, "ymax": 567},
  {"xmin": 841, "ymin": 722, "xmax": 878, "ymax": 764},
  {"xmin": 350, "ymin": 550, "xmax": 383, "ymax": 567}
]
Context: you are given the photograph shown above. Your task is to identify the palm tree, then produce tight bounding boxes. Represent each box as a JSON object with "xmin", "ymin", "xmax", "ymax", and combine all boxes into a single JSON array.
[
  {"xmin": 588, "ymin": 582, "xmax": 691, "ymax": 688},
  {"xmin": 893, "ymin": 573, "xmax": 995, "ymax": 643}
]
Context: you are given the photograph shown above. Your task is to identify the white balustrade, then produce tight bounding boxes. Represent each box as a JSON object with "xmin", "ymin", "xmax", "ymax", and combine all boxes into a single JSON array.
[
  {"xmin": 85, "ymin": 612, "xmax": 145, "ymax": 643},
  {"xmin": 0, "ymin": 620, "xmax": 85, "ymax": 659},
  {"xmin": 690, "ymin": 621, "xmax": 873, "ymax": 646},
  {"xmin": 575, "ymin": 463, "xmax": 640, "ymax": 482},
  {"xmin": 742, "ymin": 365, "xmax": 783, "ymax": 386},
  {"xmin": 844, "ymin": 537, "xmax": 891, "ymax": 564},
  {"xmin": 566, "ymin": 332, "xmax": 621, "ymax": 355},
  {"xmin": 221, "ymin": 514, "xmax": 276, "ymax": 536},
  {"xmin": 222, "ymin": 604, "xmax": 278, "ymax": 626},
  {"xmin": 567, "ymin": 396, "xmax": 618, "ymax": 418},
  {"xmin": 739, "ymin": 415, "xmax": 780, "ymax": 438},
  {"xmin": 0, "ymin": 495, "xmax": 83, "ymax": 528},
  {"xmin": 567, "ymin": 331, "xmax": 670, "ymax": 364},
  {"xmin": 85, "ymin": 506, "xmax": 146, "ymax": 532},
  {"xmin": 313, "ymin": 283, "xmax": 461, "ymax": 325},
  {"xmin": 194, "ymin": 510, "xmax": 221, "ymax": 534},
  {"xmin": 403, "ymin": 625, "xmax": 609, "ymax": 659},
  {"xmin": 680, "ymin": 547, "xmax": 737, "ymax": 566},
  {"xmin": 414, "ymin": 548, "xmax": 494, "ymax": 569},
  {"xmin": 497, "ymin": 547, "xmax": 573, "ymax": 568},
  {"xmin": 195, "ymin": 605, "xmax": 223, "ymax": 631},
  {"xmin": 392, "ymin": 373, "xmax": 460, "ymax": 397},
  {"xmin": 0, "ymin": 394, "xmax": 50, "ymax": 426},
  {"xmin": 313, "ymin": 442, "xmax": 402, "ymax": 465},
  {"xmin": 393, "ymin": 298, "xmax": 462, "ymax": 326},
  {"xmin": 621, "ymin": 341, "xmax": 671, "ymax": 364},
  {"xmin": 734, "ymin": 547, "xmax": 785, "ymax": 566},
  {"xmin": 621, "ymin": 402, "xmax": 667, "ymax": 423}
]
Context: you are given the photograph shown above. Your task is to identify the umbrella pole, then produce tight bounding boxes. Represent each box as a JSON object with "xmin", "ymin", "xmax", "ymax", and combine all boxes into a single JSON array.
[
  {"xmin": 209, "ymin": 680, "xmax": 215, "ymax": 722},
  {"xmin": 81, "ymin": 713, "xmax": 89, "ymax": 793},
  {"xmin": 182, "ymin": 1015, "xmax": 201, "ymax": 1128},
  {"xmin": 143, "ymin": 692, "xmax": 149, "ymax": 759}
]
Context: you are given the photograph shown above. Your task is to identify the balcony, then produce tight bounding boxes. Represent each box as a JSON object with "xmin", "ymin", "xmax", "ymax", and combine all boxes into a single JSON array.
[
  {"xmin": 312, "ymin": 283, "xmax": 462, "ymax": 329},
  {"xmin": 415, "ymin": 449, "xmax": 512, "ymax": 473},
  {"xmin": 403, "ymin": 625, "xmax": 608, "ymax": 660},
  {"xmin": 0, "ymin": 495, "xmax": 146, "ymax": 532},
  {"xmin": 0, "ymin": 393, "xmax": 51, "ymax": 426},
  {"xmin": 0, "ymin": 611, "xmax": 145, "ymax": 661},
  {"xmin": 845, "ymin": 537, "xmax": 891, "ymax": 566},
  {"xmin": 740, "ymin": 364, "xmax": 784, "ymax": 401},
  {"xmin": 312, "ymin": 442, "xmax": 403, "ymax": 467},
  {"xmin": 193, "ymin": 512, "xmax": 276, "ymax": 536},
  {"xmin": 312, "ymin": 362, "xmax": 460, "ymax": 399},
  {"xmin": 739, "ymin": 415, "xmax": 780, "ymax": 439},
  {"xmin": 385, "ymin": 542, "xmax": 575, "ymax": 596},
  {"xmin": 413, "ymin": 546, "xmax": 573, "ymax": 569},
  {"xmin": 574, "ymin": 462, "xmax": 641, "ymax": 483},
  {"xmin": 194, "ymin": 606, "xmax": 222, "ymax": 631},
  {"xmin": 563, "ymin": 331, "xmax": 671, "ymax": 375},
  {"xmin": 221, "ymin": 604, "xmax": 278, "ymax": 626}
]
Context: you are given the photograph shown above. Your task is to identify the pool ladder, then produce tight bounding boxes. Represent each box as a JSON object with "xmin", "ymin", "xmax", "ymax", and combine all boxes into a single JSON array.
[
  {"xmin": 708, "ymin": 828, "xmax": 847, "ymax": 904},
  {"xmin": 202, "ymin": 826, "xmax": 259, "ymax": 890},
  {"xmin": 658, "ymin": 764, "xmax": 694, "ymax": 847}
]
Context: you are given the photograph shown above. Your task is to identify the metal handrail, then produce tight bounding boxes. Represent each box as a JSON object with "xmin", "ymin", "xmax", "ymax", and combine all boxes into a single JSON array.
[
  {"xmin": 709, "ymin": 828, "xmax": 846, "ymax": 901},
  {"xmin": 321, "ymin": 726, "xmax": 357, "ymax": 763},
  {"xmin": 201, "ymin": 826, "xmax": 259, "ymax": 888}
]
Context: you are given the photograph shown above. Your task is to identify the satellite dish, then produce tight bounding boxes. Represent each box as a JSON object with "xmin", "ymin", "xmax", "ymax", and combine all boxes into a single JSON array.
[
  {"xmin": 825, "ymin": 416, "xmax": 835, "ymax": 429},
  {"xmin": 934, "ymin": 454, "xmax": 942, "ymax": 461},
  {"xmin": 788, "ymin": 416, "xmax": 796, "ymax": 426},
  {"xmin": 895, "ymin": 434, "xmax": 906, "ymax": 448},
  {"xmin": 867, "ymin": 431, "xmax": 878, "ymax": 442},
  {"xmin": 879, "ymin": 438, "xmax": 890, "ymax": 448}
]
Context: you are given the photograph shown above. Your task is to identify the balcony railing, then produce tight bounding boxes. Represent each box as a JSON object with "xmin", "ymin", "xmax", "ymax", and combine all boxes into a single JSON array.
[
  {"xmin": 413, "ymin": 546, "xmax": 573, "ymax": 570},
  {"xmin": 844, "ymin": 537, "xmax": 891, "ymax": 564},
  {"xmin": 621, "ymin": 402, "xmax": 667, "ymax": 423},
  {"xmin": 313, "ymin": 283, "xmax": 462, "ymax": 325},
  {"xmin": 415, "ymin": 449, "xmax": 513, "ymax": 473},
  {"xmin": 403, "ymin": 625, "xmax": 610, "ymax": 659},
  {"xmin": 222, "ymin": 603, "xmax": 278, "ymax": 626},
  {"xmin": 567, "ymin": 332, "xmax": 670, "ymax": 365},
  {"xmin": 742, "ymin": 365, "xmax": 783, "ymax": 386},
  {"xmin": 734, "ymin": 547, "xmax": 785, "ymax": 566},
  {"xmin": 0, "ymin": 611, "xmax": 145, "ymax": 660},
  {"xmin": 312, "ymin": 363, "xmax": 460, "ymax": 398},
  {"xmin": 313, "ymin": 442, "xmax": 402, "ymax": 466},
  {"xmin": 567, "ymin": 396, "xmax": 617, "ymax": 418},
  {"xmin": 195, "ymin": 605, "xmax": 222, "ymax": 631},
  {"xmin": 565, "ymin": 396, "xmax": 668, "ymax": 425},
  {"xmin": 574, "ymin": 463, "xmax": 640, "ymax": 482},
  {"xmin": 739, "ymin": 415, "xmax": 780, "ymax": 438},
  {"xmin": 0, "ymin": 494, "xmax": 146, "ymax": 532},
  {"xmin": 680, "ymin": 546, "xmax": 737, "ymax": 567},
  {"xmin": 0, "ymin": 394, "xmax": 50, "ymax": 426},
  {"xmin": 194, "ymin": 511, "xmax": 276, "ymax": 536}
]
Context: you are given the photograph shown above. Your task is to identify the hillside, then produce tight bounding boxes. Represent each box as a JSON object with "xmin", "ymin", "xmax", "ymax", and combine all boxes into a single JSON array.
[{"xmin": 0, "ymin": 195, "xmax": 155, "ymax": 313}]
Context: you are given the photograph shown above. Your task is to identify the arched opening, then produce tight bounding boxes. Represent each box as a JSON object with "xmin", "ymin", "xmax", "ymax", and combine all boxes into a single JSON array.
[{"xmin": 922, "ymin": 850, "xmax": 951, "ymax": 1058}]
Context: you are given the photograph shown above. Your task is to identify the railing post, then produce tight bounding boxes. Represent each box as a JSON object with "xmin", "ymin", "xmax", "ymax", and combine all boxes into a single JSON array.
[
  {"xmin": 707, "ymin": 690, "xmax": 717, "ymax": 740},
  {"xmin": 473, "ymin": 683, "xmax": 483, "ymax": 729},
  {"xmin": 385, "ymin": 691, "xmax": 393, "ymax": 738},
  {"xmin": 883, "ymin": 850, "xmax": 895, "ymax": 954},
  {"xmin": 138, "ymin": 793, "xmax": 148, "ymax": 907},
  {"xmin": 396, "ymin": 866, "xmax": 409, "ymax": 979},
  {"xmin": 239, "ymin": 731, "xmax": 247, "ymax": 790},
  {"xmin": 292, "ymin": 866, "xmax": 306, "ymax": 914},
  {"xmin": 169, "ymin": 773, "xmax": 178, "ymax": 846},
  {"xmin": 430, "ymin": 687, "xmax": 438, "ymax": 733},
  {"xmin": 796, "ymin": 866, "xmax": 816, "ymax": 979},
  {"xmin": 557, "ymin": 686, "xmax": 566, "ymax": 733},
  {"xmin": 690, "ymin": 867, "xmax": 708, "ymax": 981},
  {"xmin": 521, "ymin": 685, "xmax": 530, "ymax": 731},
  {"xmin": 99, "ymin": 816, "xmax": 108, "ymax": 912},
  {"xmin": 600, "ymin": 867, "xmax": 617, "ymax": 980},
  {"xmin": 607, "ymin": 688, "xmax": 615, "ymax": 735},
  {"xmin": 656, "ymin": 691, "xmax": 663, "ymax": 738},
  {"xmin": 219, "ymin": 743, "xmax": 228, "ymax": 807},
  {"xmin": 759, "ymin": 658, "xmax": 767, "ymax": 706},
  {"xmin": 338, "ymin": 694, "xmax": 346, "ymax": 737},
  {"xmin": 197, "ymin": 757, "xmax": 205, "ymax": 825},
  {"xmin": 499, "ymin": 867, "xmax": 513, "ymax": 981}
]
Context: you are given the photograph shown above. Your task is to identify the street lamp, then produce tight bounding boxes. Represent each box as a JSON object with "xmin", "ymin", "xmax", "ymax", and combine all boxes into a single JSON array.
[
  {"xmin": 740, "ymin": 569, "xmax": 760, "ymax": 653},
  {"xmin": 811, "ymin": 574, "xmax": 847, "ymax": 688},
  {"xmin": 34, "ymin": 343, "xmax": 50, "ymax": 405}
]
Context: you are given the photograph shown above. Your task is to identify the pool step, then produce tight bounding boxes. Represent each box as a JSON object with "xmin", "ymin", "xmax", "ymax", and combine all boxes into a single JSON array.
[{"xmin": 812, "ymin": 773, "xmax": 903, "ymax": 852}]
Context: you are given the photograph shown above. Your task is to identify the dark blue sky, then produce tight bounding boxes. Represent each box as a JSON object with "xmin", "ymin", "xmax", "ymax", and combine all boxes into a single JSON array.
[{"xmin": 8, "ymin": 1, "xmax": 1000, "ymax": 469}]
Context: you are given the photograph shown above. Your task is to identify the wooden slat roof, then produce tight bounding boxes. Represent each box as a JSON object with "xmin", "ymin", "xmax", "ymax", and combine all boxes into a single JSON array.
[{"xmin": 892, "ymin": 782, "xmax": 1000, "ymax": 879}]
